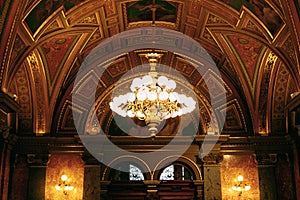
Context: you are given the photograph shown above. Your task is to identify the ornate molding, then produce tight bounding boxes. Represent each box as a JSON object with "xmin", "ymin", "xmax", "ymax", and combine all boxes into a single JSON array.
[
  {"xmin": 27, "ymin": 154, "xmax": 50, "ymax": 166},
  {"xmin": 254, "ymin": 153, "xmax": 277, "ymax": 166},
  {"xmin": 201, "ymin": 153, "xmax": 223, "ymax": 165}
]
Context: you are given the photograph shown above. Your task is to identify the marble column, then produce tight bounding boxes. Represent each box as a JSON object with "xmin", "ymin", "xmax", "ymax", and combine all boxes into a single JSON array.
[
  {"xmin": 82, "ymin": 154, "xmax": 101, "ymax": 200},
  {"xmin": 255, "ymin": 153, "xmax": 278, "ymax": 200},
  {"xmin": 201, "ymin": 153, "xmax": 223, "ymax": 200},
  {"xmin": 26, "ymin": 154, "xmax": 49, "ymax": 200}
]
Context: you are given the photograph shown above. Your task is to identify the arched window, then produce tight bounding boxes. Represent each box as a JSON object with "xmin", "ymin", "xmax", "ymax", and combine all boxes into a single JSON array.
[
  {"xmin": 108, "ymin": 163, "xmax": 145, "ymax": 181},
  {"xmin": 159, "ymin": 164, "xmax": 193, "ymax": 180},
  {"xmin": 129, "ymin": 164, "xmax": 144, "ymax": 181}
]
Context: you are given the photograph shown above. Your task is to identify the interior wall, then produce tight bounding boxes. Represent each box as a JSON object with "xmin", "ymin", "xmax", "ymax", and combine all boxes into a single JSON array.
[
  {"xmin": 220, "ymin": 155, "xmax": 260, "ymax": 199},
  {"xmin": 45, "ymin": 154, "xmax": 84, "ymax": 200}
]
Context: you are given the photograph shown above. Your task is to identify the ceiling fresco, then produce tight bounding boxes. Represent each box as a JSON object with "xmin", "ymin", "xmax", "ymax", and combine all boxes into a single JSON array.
[
  {"xmin": 126, "ymin": 0, "xmax": 178, "ymax": 23},
  {"xmin": 0, "ymin": 0, "xmax": 299, "ymax": 136},
  {"xmin": 221, "ymin": 0, "xmax": 283, "ymax": 35},
  {"xmin": 24, "ymin": 0, "xmax": 82, "ymax": 33}
]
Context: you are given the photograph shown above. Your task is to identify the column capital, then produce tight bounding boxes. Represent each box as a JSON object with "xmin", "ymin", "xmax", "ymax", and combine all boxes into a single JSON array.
[
  {"xmin": 0, "ymin": 120, "xmax": 17, "ymax": 146},
  {"xmin": 254, "ymin": 153, "xmax": 277, "ymax": 166},
  {"xmin": 27, "ymin": 154, "xmax": 50, "ymax": 166},
  {"xmin": 200, "ymin": 153, "xmax": 223, "ymax": 165}
]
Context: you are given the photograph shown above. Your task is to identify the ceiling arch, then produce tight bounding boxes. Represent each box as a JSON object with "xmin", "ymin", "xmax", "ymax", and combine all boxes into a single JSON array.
[{"xmin": 0, "ymin": 0, "xmax": 299, "ymax": 136}]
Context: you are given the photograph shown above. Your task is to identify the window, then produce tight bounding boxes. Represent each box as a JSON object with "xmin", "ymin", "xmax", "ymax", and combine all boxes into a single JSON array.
[
  {"xmin": 129, "ymin": 164, "xmax": 144, "ymax": 181},
  {"xmin": 159, "ymin": 164, "xmax": 193, "ymax": 180},
  {"xmin": 109, "ymin": 163, "xmax": 144, "ymax": 181}
]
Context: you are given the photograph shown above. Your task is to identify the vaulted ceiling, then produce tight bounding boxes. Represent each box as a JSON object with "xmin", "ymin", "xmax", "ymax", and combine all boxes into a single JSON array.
[{"xmin": 0, "ymin": 0, "xmax": 299, "ymax": 136}]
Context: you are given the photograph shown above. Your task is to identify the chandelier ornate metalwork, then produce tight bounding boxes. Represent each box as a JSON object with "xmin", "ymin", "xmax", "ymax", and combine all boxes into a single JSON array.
[{"xmin": 109, "ymin": 53, "xmax": 196, "ymax": 137}]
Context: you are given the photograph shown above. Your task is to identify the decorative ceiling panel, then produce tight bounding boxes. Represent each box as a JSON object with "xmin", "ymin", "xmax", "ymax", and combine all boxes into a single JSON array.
[
  {"xmin": 226, "ymin": 34, "xmax": 264, "ymax": 83},
  {"xmin": 9, "ymin": 64, "xmax": 33, "ymax": 133},
  {"xmin": 40, "ymin": 35, "xmax": 78, "ymax": 82}
]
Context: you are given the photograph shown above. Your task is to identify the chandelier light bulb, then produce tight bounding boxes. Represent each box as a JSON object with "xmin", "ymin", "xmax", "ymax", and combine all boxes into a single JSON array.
[
  {"xmin": 167, "ymin": 80, "xmax": 176, "ymax": 89},
  {"xmin": 127, "ymin": 93, "xmax": 136, "ymax": 102},
  {"xmin": 169, "ymin": 92, "xmax": 177, "ymax": 102},
  {"xmin": 157, "ymin": 76, "xmax": 168, "ymax": 86},
  {"xmin": 137, "ymin": 91, "xmax": 147, "ymax": 101},
  {"xmin": 142, "ymin": 75, "xmax": 153, "ymax": 85},
  {"xmin": 147, "ymin": 91, "xmax": 157, "ymax": 101},
  {"xmin": 159, "ymin": 91, "xmax": 169, "ymax": 101},
  {"xmin": 136, "ymin": 111, "xmax": 146, "ymax": 119},
  {"xmin": 127, "ymin": 110, "xmax": 135, "ymax": 118}
]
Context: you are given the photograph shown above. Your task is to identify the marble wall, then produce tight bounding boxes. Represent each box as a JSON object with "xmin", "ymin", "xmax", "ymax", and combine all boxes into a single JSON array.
[
  {"xmin": 45, "ymin": 154, "xmax": 84, "ymax": 200},
  {"xmin": 220, "ymin": 155, "xmax": 259, "ymax": 200}
]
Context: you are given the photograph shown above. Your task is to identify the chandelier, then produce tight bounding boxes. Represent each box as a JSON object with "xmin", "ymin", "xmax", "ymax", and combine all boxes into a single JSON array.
[
  {"xmin": 109, "ymin": 53, "xmax": 196, "ymax": 137},
  {"xmin": 231, "ymin": 175, "xmax": 251, "ymax": 196}
]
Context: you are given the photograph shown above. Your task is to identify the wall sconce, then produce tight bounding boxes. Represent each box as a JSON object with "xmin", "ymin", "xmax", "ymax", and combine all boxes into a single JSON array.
[
  {"xmin": 231, "ymin": 175, "xmax": 250, "ymax": 196},
  {"xmin": 55, "ymin": 175, "xmax": 74, "ymax": 195}
]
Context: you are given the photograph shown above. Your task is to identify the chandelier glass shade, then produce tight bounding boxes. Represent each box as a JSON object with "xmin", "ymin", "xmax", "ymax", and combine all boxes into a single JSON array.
[{"xmin": 109, "ymin": 53, "xmax": 196, "ymax": 136}]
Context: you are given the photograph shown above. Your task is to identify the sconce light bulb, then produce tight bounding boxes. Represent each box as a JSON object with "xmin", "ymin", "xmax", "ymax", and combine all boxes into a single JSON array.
[
  {"xmin": 237, "ymin": 175, "xmax": 243, "ymax": 182},
  {"xmin": 245, "ymin": 185, "xmax": 251, "ymax": 191},
  {"xmin": 55, "ymin": 185, "xmax": 62, "ymax": 190},
  {"xmin": 61, "ymin": 175, "xmax": 68, "ymax": 181}
]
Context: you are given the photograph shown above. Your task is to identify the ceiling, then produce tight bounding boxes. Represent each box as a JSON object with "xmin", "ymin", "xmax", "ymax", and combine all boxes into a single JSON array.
[{"xmin": 0, "ymin": 0, "xmax": 299, "ymax": 136}]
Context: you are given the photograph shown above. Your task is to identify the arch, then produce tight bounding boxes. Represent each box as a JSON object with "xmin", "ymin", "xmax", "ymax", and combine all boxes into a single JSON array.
[
  {"xmin": 102, "ymin": 155, "xmax": 151, "ymax": 181},
  {"xmin": 153, "ymin": 155, "xmax": 202, "ymax": 181}
]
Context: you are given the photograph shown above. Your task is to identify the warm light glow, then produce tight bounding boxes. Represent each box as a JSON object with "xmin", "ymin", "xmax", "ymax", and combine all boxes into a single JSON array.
[
  {"xmin": 109, "ymin": 53, "xmax": 196, "ymax": 136},
  {"xmin": 61, "ymin": 175, "xmax": 68, "ymax": 181},
  {"xmin": 231, "ymin": 175, "xmax": 250, "ymax": 196},
  {"xmin": 245, "ymin": 185, "xmax": 251, "ymax": 191},
  {"xmin": 237, "ymin": 175, "xmax": 243, "ymax": 182},
  {"xmin": 55, "ymin": 185, "xmax": 62, "ymax": 190},
  {"xmin": 55, "ymin": 174, "xmax": 74, "ymax": 195}
]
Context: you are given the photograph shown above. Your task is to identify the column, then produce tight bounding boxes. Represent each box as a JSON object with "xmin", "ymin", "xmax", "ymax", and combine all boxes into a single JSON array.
[
  {"xmin": 201, "ymin": 153, "xmax": 223, "ymax": 200},
  {"xmin": 0, "ymin": 92, "xmax": 18, "ymax": 200},
  {"xmin": 255, "ymin": 153, "xmax": 277, "ymax": 200},
  {"xmin": 9, "ymin": 154, "xmax": 29, "ymax": 200},
  {"xmin": 82, "ymin": 153, "xmax": 101, "ymax": 200},
  {"xmin": 26, "ymin": 154, "xmax": 49, "ymax": 200}
]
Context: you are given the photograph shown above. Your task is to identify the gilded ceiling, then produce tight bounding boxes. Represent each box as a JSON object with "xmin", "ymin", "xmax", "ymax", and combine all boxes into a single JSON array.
[{"xmin": 0, "ymin": 0, "xmax": 299, "ymax": 136}]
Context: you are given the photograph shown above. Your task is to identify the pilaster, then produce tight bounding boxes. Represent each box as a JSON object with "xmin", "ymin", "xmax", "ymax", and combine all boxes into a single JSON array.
[
  {"xmin": 82, "ymin": 153, "xmax": 101, "ymax": 200},
  {"xmin": 201, "ymin": 153, "xmax": 223, "ymax": 200},
  {"xmin": 255, "ymin": 153, "xmax": 278, "ymax": 200},
  {"xmin": 26, "ymin": 154, "xmax": 49, "ymax": 200}
]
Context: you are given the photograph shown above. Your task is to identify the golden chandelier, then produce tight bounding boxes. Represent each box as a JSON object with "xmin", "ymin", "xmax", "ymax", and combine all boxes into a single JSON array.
[{"xmin": 109, "ymin": 53, "xmax": 196, "ymax": 137}]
